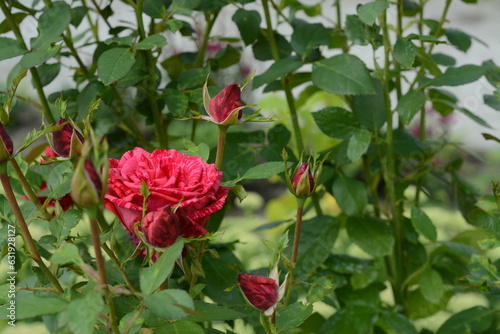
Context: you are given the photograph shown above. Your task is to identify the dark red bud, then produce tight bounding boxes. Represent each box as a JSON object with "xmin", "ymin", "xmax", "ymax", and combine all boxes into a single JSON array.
[
  {"xmin": 142, "ymin": 205, "xmax": 208, "ymax": 248},
  {"xmin": 52, "ymin": 118, "xmax": 84, "ymax": 157},
  {"xmin": 291, "ymin": 162, "xmax": 314, "ymax": 197},
  {"xmin": 70, "ymin": 158, "xmax": 102, "ymax": 207},
  {"xmin": 0, "ymin": 122, "xmax": 13, "ymax": 163},
  {"xmin": 209, "ymin": 83, "xmax": 242, "ymax": 124},
  {"xmin": 142, "ymin": 206, "xmax": 179, "ymax": 248},
  {"xmin": 238, "ymin": 273, "xmax": 278, "ymax": 311},
  {"xmin": 85, "ymin": 159, "xmax": 103, "ymax": 198}
]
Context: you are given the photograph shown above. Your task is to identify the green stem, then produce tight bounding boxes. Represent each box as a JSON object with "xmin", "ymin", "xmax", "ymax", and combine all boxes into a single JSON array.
[
  {"xmin": 94, "ymin": 210, "xmax": 136, "ymax": 293},
  {"xmin": 408, "ymin": 0, "xmax": 453, "ymax": 92},
  {"xmin": 284, "ymin": 198, "xmax": 305, "ymax": 305},
  {"xmin": 0, "ymin": 0, "xmax": 55, "ymax": 124},
  {"xmin": 215, "ymin": 125, "xmax": 228, "ymax": 170},
  {"xmin": 429, "ymin": 0, "xmax": 453, "ymax": 55},
  {"xmin": 0, "ymin": 171, "xmax": 63, "ymax": 293},
  {"xmin": 311, "ymin": 192, "xmax": 323, "ymax": 216},
  {"xmin": 188, "ymin": 240, "xmax": 205, "ymax": 295},
  {"xmin": 363, "ymin": 155, "xmax": 381, "ymax": 218},
  {"xmin": 395, "ymin": 0, "xmax": 404, "ymax": 129},
  {"xmin": 89, "ymin": 211, "xmax": 119, "ymax": 334},
  {"xmin": 291, "ymin": 202, "xmax": 304, "ymax": 263},
  {"xmin": 262, "ymin": 0, "xmax": 280, "ymax": 60},
  {"xmin": 335, "ymin": 0, "xmax": 349, "ymax": 53},
  {"xmin": 262, "ymin": 0, "xmax": 305, "ymax": 157},
  {"xmin": 194, "ymin": 11, "xmax": 220, "ymax": 68},
  {"xmin": 81, "ymin": 0, "xmax": 99, "ymax": 41},
  {"xmin": 90, "ymin": 0, "xmax": 113, "ymax": 30},
  {"xmin": 269, "ymin": 311, "xmax": 276, "ymax": 333},
  {"xmin": 101, "ymin": 242, "xmax": 137, "ymax": 294},
  {"xmin": 379, "ymin": 10, "xmax": 405, "ymax": 309},
  {"xmin": 10, "ymin": 159, "xmax": 53, "ymax": 220},
  {"xmin": 135, "ymin": 0, "xmax": 168, "ymax": 148},
  {"xmin": 282, "ymin": 76, "xmax": 305, "ymax": 153}
]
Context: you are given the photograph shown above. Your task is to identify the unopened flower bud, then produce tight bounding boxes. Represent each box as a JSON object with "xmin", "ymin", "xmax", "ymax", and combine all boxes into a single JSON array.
[
  {"xmin": 237, "ymin": 273, "xmax": 278, "ymax": 311},
  {"xmin": 0, "ymin": 122, "xmax": 13, "ymax": 164},
  {"xmin": 142, "ymin": 206, "xmax": 180, "ymax": 248},
  {"xmin": 291, "ymin": 162, "xmax": 314, "ymax": 198},
  {"xmin": 52, "ymin": 118, "xmax": 84, "ymax": 158},
  {"xmin": 207, "ymin": 83, "xmax": 243, "ymax": 125},
  {"xmin": 71, "ymin": 158, "xmax": 102, "ymax": 207}
]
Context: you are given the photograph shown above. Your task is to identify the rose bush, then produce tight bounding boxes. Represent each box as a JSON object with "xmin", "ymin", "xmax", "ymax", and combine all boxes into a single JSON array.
[{"xmin": 104, "ymin": 147, "xmax": 230, "ymax": 240}]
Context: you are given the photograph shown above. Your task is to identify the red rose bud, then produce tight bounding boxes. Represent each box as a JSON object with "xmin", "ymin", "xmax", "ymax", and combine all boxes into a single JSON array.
[
  {"xmin": 291, "ymin": 162, "xmax": 314, "ymax": 197},
  {"xmin": 143, "ymin": 206, "xmax": 208, "ymax": 248},
  {"xmin": 71, "ymin": 158, "xmax": 103, "ymax": 207},
  {"xmin": 0, "ymin": 122, "xmax": 13, "ymax": 164},
  {"xmin": 52, "ymin": 118, "xmax": 84, "ymax": 158},
  {"xmin": 208, "ymin": 83, "xmax": 243, "ymax": 125},
  {"xmin": 238, "ymin": 273, "xmax": 278, "ymax": 311},
  {"xmin": 142, "ymin": 206, "xmax": 179, "ymax": 248}
]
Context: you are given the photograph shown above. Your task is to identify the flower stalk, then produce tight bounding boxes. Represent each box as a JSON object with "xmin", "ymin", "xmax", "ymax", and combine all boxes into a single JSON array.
[
  {"xmin": 88, "ymin": 209, "xmax": 120, "ymax": 334},
  {"xmin": 215, "ymin": 125, "xmax": 228, "ymax": 170},
  {"xmin": 284, "ymin": 197, "xmax": 305, "ymax": 305}
]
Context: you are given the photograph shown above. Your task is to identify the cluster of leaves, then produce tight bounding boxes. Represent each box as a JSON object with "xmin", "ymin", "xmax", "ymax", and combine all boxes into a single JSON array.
[{"xmin": 1, "ymin": 0, "xmax": 500, "ymax": 333}]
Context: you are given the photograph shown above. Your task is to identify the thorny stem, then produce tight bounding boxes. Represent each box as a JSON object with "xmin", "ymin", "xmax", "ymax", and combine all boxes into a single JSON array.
[
  {"xmin": 194, "ymin": 10, "xmax": 220, "ymax": 68},
  {"xmin": 190, "ymin": 11, "xmax": 219, "ymax": 140},
  {"xmin": 262, "ymin": 0, "xmax": 321, "ymax": 215},
  {"xmin": 262, "ymin": 0, "xmax": 304, "ymax": 151},
  {"xmin": 379, "ymin": 10, "xmax": 405, "ymax": 310},
  {"xmin": 90, "ymin": 0, "xmax": 113, "ymax": 30},
  {"xmin": 408, "ymin": 0, "xmax": 453, "ymax": 92},
  {"xmin": 282, "ymin": 76, "xmax": 305, "ymax": 153},
  {"xmin": 95, "ymin": 212, "xmax": 137, "ymax": 293},
  {"xmin": 394, "ymin": 0, "xmax": 404, "ymax": 129},
  {"xmin": 101, "ymin": 242, "xmax": 137, "ymax": 293},
  {"xmin": 336, "ymin": 0, "xmax": 349, "ymax": 53},
  {"xmin": 81, "ymin": 0, "xmax": 99, "ymax": 40},
  {"xmin": 89, "ymin": 212, "xmax": 120, "ymax": 334},
  {"xmin": 0, "ymin": 172, "xmax": 64, "ymax": 293},
  {"xmin": 189, "ymin": 239, "xmax": 205, "ymax": 294},
  {"xmin": 135, "ymin": 0, "xmax": 169, "ymax": 148},
  {"xmin": 363, "ymin": 155, "xmax": 381, "ymax": 218},
  {"xmin": 0, "ymin": 0, "xmax": 55, "ymax": 124},
  {"xmin": 10, "ymin": 158, "xmax": 53, "ymax": 220}
]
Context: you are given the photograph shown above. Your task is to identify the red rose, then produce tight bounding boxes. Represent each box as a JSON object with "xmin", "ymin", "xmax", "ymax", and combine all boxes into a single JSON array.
[{"xmin": 104, "ymin": 147, "xmax": 230, "ymax": 236}]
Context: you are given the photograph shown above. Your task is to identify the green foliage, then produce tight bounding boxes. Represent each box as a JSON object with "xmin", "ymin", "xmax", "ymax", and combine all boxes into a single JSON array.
[
  {"xmin": 312, "ymin": 54, "xmax": 376, "ymax": 95},
  {"xmin": 1, "ymin": 0, "xmax": 499, "ymax": 332},
  {"xmin": 140, "ymin": 239, "xmax": 184, "ymax": 294},
  {"xmin": 58, "ymin": 292, "xmax": 105, "ymax": 334}
]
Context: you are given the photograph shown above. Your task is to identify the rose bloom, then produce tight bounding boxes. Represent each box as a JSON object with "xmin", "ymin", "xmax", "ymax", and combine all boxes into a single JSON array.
[{"xmin": 104, "ymin": 148, "xmax": 230, "ymax": 239}]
